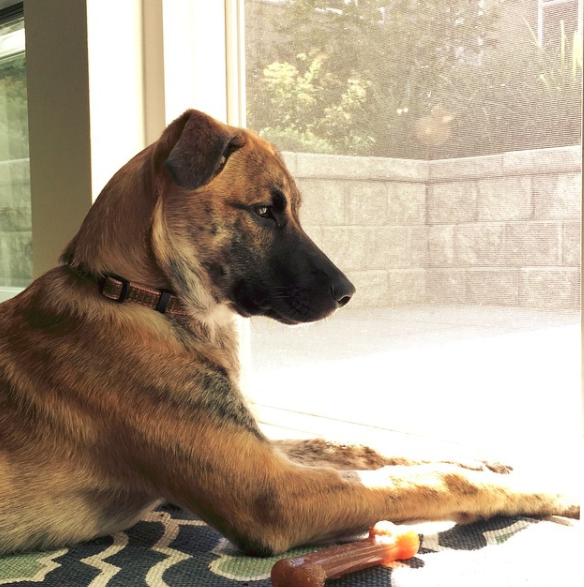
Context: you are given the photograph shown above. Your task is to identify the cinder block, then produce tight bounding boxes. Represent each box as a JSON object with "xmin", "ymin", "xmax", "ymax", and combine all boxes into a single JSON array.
[
  {"xmin": 533, "ymin": 173, "xmax": 582, "ymax": 220},
  {"xmin": 504, "ymin": 145, "xmax": 582, "ymax": 175},
  {"xmin": 430, "ymin": 153, "xmax": 503, "ymax": 180},
  {"xmin": 376, "ymin": 226, "xmax": 429, "ymax": 269},
  {"xmin": 321, "ymin": 226, "xmax": 380, "ymax": 272},
  {"xmin": 388, "ymin": 269, "xmax": 427, "ymax": 305},
  {"xmin": 387, "ymin": 182, "xmax": 426, "ymax": 225},
  {"xmin": 297, "ymin": 178, "xmax": 347, "ymax": 226},
  {"xmin": 520, "ymin": 268, "xmax": 580, "ymax": 310},
  {"xmin": 281, "ymin": 151, "xmax": 297, "ymax": 175},
  {"xmin": 477, "ymin": 176, "xmax": 532, "ymax": 221},
  {"xmin": 562, "ymin": 222, "xmax": 581, "ymax": 266},
  {"xmin": 429, "ymin": 225, "xmax": 455, "ymax": 267},
  {"xmin": 345, "ymin": 270, "xmax": 389, "ymax": 308},
  {"xmin": 346, "ymin": 181, "xmax": 387, "ymax": 225},
  {"xmin": 0, "ymin": 207, "xmax": 31, "ymax": 232},
  {"xmin": 426, "ymin": 269, "xmax": 466, "ymax": 303},
  {"xmin": 505, "ymin": 222, "xmax": 562, "ymax": 267},
  {"xmin": 0, "ymin": 238, "xmax": 8, "ymax": 285},
  {"xmin": 455, "ymin": 224, "xmax": 506, "ymax": 266},
  {"xmin": 304, "ymin": 226, "xmax": 324, "ymax": 251},
  {"xmin": 374, "ymin": 227, "xmax": 407, "ymax": 269},
  {"xmin": 0, "ymin": 160, "xmax": 30, "ymax": 208},
  {"xmin": 295, "ymin": 152, "xmax": 371, "ymax": 179},
  {"xmin": 0, "ymin": 167, "xmax": 10, "ymax": 207},
  {"xmin": 404, "ymin": 226, "xmax": 429, "ymax": 268},
  {"xmin": 368, "ymin": 157, "xmax": 429, "ymax": 181},
  {"xmin": 428, "ymin": 181, "xmax": 477, "ymax": 224},
  {"xmin": 465, "ymin": 269, "xmax": 520, "ymax": 305},
  {"xmin": 0, "ymin": 231, "xmax": 32, "ymax": 287}
]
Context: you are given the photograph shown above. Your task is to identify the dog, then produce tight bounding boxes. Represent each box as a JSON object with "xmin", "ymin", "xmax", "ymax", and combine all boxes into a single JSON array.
[{"xmin": 0, "ymin": 109, "xmax": 579, "ymax": 557}]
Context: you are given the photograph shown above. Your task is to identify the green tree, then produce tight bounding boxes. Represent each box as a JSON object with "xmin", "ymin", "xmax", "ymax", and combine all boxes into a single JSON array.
[
  {"xmin": 256, "ymin": 51, "xmax": 372, "ymax": 153},
  {"xmin": 247, "ymin": 0, "xmax": 499, "ymax": 157}
]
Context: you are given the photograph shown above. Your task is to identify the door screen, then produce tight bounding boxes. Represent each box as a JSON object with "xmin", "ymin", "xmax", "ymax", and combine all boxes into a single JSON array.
[{"xmin": 244, "ymin": 0, "xmax": 582, "ymax": 464}]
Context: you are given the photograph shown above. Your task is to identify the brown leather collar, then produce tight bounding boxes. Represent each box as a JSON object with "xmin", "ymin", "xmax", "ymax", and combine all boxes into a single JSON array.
[{"xmin": 68, "ymin": 264, "xmax": 190, "ymax": 316}]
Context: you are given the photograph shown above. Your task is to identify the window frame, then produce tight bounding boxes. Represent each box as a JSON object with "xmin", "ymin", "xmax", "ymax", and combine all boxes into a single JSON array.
[{"xmin": 19, "ymin": 0, "xmax": 245, "ymax": 284}]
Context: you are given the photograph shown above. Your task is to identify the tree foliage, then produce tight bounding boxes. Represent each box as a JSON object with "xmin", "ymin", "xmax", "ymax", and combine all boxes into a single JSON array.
[{"xmin": 247, "ymin": 0, "xmax": 581, "ymax": 158}]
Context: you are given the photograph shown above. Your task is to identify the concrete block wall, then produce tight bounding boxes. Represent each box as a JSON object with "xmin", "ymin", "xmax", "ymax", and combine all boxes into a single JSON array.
[
  {"xmin": 0, "ymin": 158, "xmax": 32, "ymax": 288},
  {"xmin": 284, "ymin": 145, "xmax": 581, "ymax": 310},
  {"xmin": 0, "ymin": 148, "xmax": 579, "ymax": 309}
]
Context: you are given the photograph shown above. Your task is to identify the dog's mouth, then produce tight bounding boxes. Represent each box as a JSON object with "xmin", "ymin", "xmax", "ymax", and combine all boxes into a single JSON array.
[
  {"xmin": 232, "ymin": 299, "xmax": 331, "ymax": 326},
  {"xmin": 240, "ymin": 303, "xmax": 321, "ymax": 326},
  {"xmin": 229, "ymin": 292, "xmax": 304, "ymax": 325},
  {"xmin": 230, "ymin": 279, "xmax": 355, "ymax": 325},
  {"xmin": 254, "ymin": 304, "xmax": 306, "ymax": 325}
]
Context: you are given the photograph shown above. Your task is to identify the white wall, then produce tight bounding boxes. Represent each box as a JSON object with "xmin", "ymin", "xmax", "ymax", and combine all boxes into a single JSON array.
[
  {"xmin": 86, "ymin": 0, "xmax": 148, "ymax": 198},
  {"xmin": 162, "ymin": 0, "xmax": 228, "ymax": 123}
]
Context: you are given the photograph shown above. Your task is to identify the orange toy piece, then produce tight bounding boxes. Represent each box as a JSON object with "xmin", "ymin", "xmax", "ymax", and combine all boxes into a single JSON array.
[{"xmin": 271, "ymin": 521, "xmax": 420, "ymax": 587}]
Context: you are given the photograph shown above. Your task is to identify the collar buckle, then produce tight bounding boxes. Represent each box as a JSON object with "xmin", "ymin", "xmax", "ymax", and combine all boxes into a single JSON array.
[{"xmin": 99, "ymin": 275, "xmax": 130, "ymax": 303}]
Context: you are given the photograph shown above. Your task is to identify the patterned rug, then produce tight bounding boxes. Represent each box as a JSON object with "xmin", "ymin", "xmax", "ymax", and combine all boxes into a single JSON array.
[{"xmin": 0, "ymin": 504, "xmax": 581, "ymax": 587}]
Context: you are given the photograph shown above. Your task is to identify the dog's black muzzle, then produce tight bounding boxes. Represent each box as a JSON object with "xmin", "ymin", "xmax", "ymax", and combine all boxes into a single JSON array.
[{"xmin": 232, "ymin": 231, "xmax": 355, "ymax": 325}]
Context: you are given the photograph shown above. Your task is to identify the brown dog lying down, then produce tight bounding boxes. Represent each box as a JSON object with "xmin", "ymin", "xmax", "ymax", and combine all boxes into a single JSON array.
[{"xmin": 0, "ymin": 109, "xmax": 578, "ymax": 556}]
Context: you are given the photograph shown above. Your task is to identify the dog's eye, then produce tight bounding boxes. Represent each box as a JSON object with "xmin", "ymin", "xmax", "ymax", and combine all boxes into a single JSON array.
[
  {"xmin": 250, "ymin": 204, "xmax": 283, "ymax": 227},
  {"xmin": 253, "ymin": 206, "xmax": 272, "ymax": 219}
]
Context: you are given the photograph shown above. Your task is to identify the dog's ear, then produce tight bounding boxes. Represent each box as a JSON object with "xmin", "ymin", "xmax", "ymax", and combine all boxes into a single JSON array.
[{"xmin": 164, "ymin": 110, "xmax": 245, "ymax": 190}]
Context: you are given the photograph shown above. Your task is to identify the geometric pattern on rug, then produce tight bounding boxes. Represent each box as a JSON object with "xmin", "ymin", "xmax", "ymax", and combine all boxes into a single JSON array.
[{"xmin": 0, "ymin": 503, "xmax": 579, "ymax": 587}]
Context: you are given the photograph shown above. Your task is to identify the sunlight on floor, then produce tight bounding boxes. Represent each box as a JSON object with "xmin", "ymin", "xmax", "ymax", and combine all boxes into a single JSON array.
[{"xmin": 248, "ymin": 305, "xmax": 581, "ymax": 471}]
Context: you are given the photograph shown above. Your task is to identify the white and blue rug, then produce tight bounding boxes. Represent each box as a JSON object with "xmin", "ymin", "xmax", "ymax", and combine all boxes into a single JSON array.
[{"xmin": 0, "ymin": 504, "xmax": 581, "ymax": 587}]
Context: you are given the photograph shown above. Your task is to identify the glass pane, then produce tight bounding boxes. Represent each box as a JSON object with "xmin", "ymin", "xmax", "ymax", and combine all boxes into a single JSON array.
[
  {"xmin": 244, "ymin": 0, "xmax": 582, "ymax": 464},
  {"xmin": 0, "ymin": 12, "xmax": 31, "ymax": 299}
]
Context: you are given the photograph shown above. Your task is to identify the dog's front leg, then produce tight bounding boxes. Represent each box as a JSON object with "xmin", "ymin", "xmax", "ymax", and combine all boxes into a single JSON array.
[
  {"xmin": 161, "ymin": 435, "xmax": 394, "ymax": 555},
  {"xmin": 158, "ymin": 429, "xmax": 578, "ymax": 556}
]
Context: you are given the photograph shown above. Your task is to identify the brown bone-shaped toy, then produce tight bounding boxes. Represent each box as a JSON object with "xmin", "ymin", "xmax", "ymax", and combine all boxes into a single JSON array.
[{"xmin": 271, "ymin": 521, "xmax": 420, "ymax": 587}]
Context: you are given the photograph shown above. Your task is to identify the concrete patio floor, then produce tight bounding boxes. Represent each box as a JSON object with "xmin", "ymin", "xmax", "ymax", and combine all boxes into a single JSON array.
[{"xmin": 247, "ymin": 305, "xmax": 581, "ymax": 475}]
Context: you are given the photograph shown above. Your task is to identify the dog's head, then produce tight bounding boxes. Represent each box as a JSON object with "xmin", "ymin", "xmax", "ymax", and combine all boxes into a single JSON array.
[{"xmin": 64, "ymin": 109, "xmax": 355, "ymax": 325}]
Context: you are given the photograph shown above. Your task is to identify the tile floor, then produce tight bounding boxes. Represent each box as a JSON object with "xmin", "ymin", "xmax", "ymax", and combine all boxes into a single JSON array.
[{"xmin": 247, "ymin": 305, "xmax": 582, "ymax": 476}]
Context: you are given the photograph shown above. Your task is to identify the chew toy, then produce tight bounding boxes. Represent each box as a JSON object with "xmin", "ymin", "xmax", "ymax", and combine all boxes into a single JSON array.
[{"xmin": 271, "ymin": 521, "xmax": 420, "ymax": 587}]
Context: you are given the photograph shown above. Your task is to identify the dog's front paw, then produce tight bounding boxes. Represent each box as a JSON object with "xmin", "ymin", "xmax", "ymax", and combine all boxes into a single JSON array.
[
  {"xmin": 440, "ymin": 459, "xmax": 513, "ymax": 475},
  {"xmin": 482, "ymin": 461, "xmax": 513, "ymax": 474},
  {"xmin": 557, "ymin": 501, "xmax": 580, "ymax": 519}
]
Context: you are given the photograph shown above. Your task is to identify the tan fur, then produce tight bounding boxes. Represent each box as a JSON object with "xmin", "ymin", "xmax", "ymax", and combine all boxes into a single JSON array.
[{"xmin": 0, "ymin": 109, "xmax": 578, "ymax": 557}]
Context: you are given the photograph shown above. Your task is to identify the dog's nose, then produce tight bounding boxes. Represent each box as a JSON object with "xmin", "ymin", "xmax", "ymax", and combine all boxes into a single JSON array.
[{"xmin": 331, "ymin": 279, "xmax": 356, "ymax": 308}]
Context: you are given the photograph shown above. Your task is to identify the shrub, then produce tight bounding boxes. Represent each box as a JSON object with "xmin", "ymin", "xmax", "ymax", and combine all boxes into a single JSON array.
[{"xmin": 247, "ymin": 1, "xmax": 581, "ymax": 158}]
